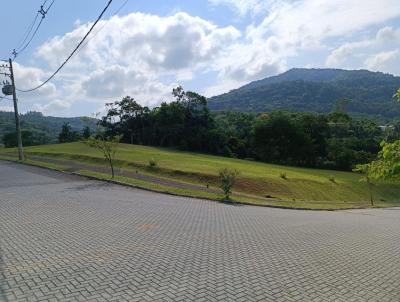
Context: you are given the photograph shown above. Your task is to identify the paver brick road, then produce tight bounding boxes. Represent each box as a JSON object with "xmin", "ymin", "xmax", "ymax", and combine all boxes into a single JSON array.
[{"xmin": 1, "ymin": 160, "xmax": 400, "ymax": 302}]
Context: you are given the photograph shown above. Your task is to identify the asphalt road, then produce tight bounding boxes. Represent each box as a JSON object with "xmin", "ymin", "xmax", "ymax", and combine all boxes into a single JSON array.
[{"xmin": 1, "ymin": 161, "xmax": 399, "ymax": 302}]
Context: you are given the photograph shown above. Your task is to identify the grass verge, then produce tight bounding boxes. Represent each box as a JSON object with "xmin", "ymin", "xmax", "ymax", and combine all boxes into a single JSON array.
[
  {"xmin": 76, "ymin": 171, "xmax": 373, "ymax": 210},
  {"xmin": 1, "ymin": 142, "xmax": 399, "ymax": 209},
  {"xmin": 0, "ymin": 155, "xmax": 68, "ymax": 172}
]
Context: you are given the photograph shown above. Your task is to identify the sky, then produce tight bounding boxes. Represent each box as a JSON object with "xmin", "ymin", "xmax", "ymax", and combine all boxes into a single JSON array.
[{"xmin": 0, "ymin": 0, "xmax": 400, "ymax": 117}]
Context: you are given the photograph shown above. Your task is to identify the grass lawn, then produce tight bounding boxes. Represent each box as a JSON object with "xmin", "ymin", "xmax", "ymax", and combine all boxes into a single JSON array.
[{"xmin": 1, "ymin": 142, "xmax": 399, "ymax": 209}]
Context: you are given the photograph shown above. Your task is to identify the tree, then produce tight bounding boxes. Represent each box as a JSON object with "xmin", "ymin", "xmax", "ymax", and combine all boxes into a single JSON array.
[
  {"xmin": 3, "ymin": 130, "xmax": 49, "ymax": 148},
  {"xmin": 218, "ymin": 168, "xmax": 240, "ymax": 200},
  {"xmin": 296, "ymin": 113, "xmax": 330, "ymax": 166},
  {"xmin": 101, "ymin": 96, "xmax": 151, "ymax": 145},
  {"xmin": 214, "ymin": 112, "xmax": 257, "ymax": 158},
  {"xmin": 81, "ymin": 126, "xmax": 91, "ymax": 139},
  {"xmin": 80, "ymin": 116, "xmax": 94, "ymax": 139},
  {"xmin": 333, "ymin": 99, "xmax": 350, "ymax": 114},
  {"xmin": 395, "ymin": 88, "xmax": 400, "ymax": 102},
  {"xmin": 85, "ymin": 135, "xmax": 121, "ymax": 178},
  {"xmin": 354, "ymin": 164, "xmax": 375, "ymax": 206},
  {"xmin": 357, "ymin": 141, "xmax": 400, "ymax": 181},
  {"xmin": 96, "ymin": 89, "xmax": 390, "ymax": 173},
  {"xmin": 58, "ymin": 123, "xmax": 80, "ymax": 143},
  {"xmin": 252, "ymin": 112, "xmax": 314, "ymax": 166},
  {"xmin": 153, "ymin": 101, "xmax": 186, "ymax": 146},
  {"xmin": 100, "ymin": 88, "xmax": 215, "ymax": 152},
  {"xmin": 357, "ymin": 88, "xmax": 400, "ymax": 181},
  {"xmin": 171, "ymin": 86, "xmax": 214, "ymax": 151}
]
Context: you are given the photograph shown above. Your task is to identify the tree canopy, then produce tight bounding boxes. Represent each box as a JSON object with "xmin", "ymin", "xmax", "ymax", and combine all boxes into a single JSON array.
[
  {"xmin": 98, "ymin": 87, "xmax": 397, "ymax": 172},
  {"xmin": 355, "ymin": 88, "xmax": 400, "ymax": 180}
]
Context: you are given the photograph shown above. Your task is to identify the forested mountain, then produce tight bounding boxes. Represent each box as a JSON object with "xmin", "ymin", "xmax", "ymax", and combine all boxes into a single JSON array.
[
  {"xmin": 208, "ymin": 68, "xmax": 400, "ymax": 119},
  {"xmin": 0, "ymin": 111, "xmax": 95, "ymax": 146}
]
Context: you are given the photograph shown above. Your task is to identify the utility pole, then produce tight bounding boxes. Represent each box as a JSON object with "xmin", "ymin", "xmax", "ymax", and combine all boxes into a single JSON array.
[{"xmin": 8, "ymin": 58, "xmax": 24, "ymax": 161}]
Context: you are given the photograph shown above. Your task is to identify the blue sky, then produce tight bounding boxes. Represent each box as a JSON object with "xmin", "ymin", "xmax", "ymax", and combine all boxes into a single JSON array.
[{"xmin": 1, "ymin": 0, "xmax": 400, "ymax": 116}]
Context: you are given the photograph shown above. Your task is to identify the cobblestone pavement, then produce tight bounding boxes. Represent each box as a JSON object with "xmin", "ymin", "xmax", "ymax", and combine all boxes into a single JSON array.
[{"xmin": 1, "ymin": 161, "xmax": 400, "ymax": 302}]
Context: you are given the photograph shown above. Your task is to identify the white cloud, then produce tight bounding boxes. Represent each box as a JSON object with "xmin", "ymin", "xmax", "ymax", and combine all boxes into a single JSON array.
[
  {"xmin": 82, "ymin": 65, "xmax": 143, "ymax": 99},
  {"xmin": 11, "ymin": 63, "xmax": 59, "ymax": 115},
  {"xmin": 208, "ymin": 0, "xmax": 278, "ymax": 16},
  {"xmin": 326, "ymin": 26, "xmax": 400, "ymax": 73},
  {"xmin": 26, "ymin": 12, "xmax": 242, "ymax": 114},
  {"xmin": 260, "ymin": 0, "xmax": 400, "ymax": 45},
  {"xmin": 33, "ymin": 99, "xmax": 71, "ymax": 116},
  {"xmin": 208, "ymin": 0, "xmax": 400, "ymax": 94},
  {"xmin": 216, "ymin": 40, "xmax": 286, "ymax": 80},
  {"xmin": 9, "ymin": 1, "xmax": 400, "ymax": 116},
  {"xmin": 13, "ymin": 63, "xmax": 57, "ymax": 99},
  {"xmin": 365, "ymin": 49, "xmax": 400, "ymax": 73},
  {"xmin": 325, "ymin": 41, "xmax": 369, "ymax": 67},
  {"xmin": 0, "ymin": 105, "xmax": 14, "ymax": 112},
  {"xmin": 36, "ymin": 12, "xmax": 241, "ymax": 73},
  {"xmin": 240, "ymin": 0, "xmax": 400, "ymax": 63},
  {"xmin": 81, "ymin": 65, "xmax": 174, "ymax": 107}
]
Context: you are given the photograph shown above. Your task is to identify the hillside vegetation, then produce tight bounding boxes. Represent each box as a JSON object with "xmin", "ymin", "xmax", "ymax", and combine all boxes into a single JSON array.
[
  {"xmin": 96, "ymin": 93, "xmax": 399, "ymax": 172},
  {"xmin": 0, "ymin": 111, "xmax": 95, "ymax": 146},
  {"xmin": 209, "ymin": 68, "xmax": 400, "ymax": 119},
  {"xmin": 1, "ymin": 142, "xmax": 399, "ymax": 209}
]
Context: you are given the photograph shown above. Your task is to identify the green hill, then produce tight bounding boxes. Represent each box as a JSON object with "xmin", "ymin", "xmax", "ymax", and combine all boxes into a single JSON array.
[
  {"xmin": 208, "ymin": 68, "xmax": 400, "ymax": 119},
  {"xmin": 0, "ymin": 111, "xmax": 95, "ymax": 145}
]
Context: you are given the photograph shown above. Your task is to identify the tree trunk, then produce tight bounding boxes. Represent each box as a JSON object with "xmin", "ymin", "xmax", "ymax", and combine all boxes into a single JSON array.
[
  {"xmin": 109, "ymin": 158, "xmax": 114, "ymax": 179},
  {"xmin": 369, "ymin": 181, "xmax": 374, "ymax": 207}
]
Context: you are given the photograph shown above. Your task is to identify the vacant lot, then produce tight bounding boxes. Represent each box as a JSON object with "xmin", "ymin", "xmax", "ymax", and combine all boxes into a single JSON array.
[{"xmin": 1, "ymin": 142, "xmax": 400, "ymax": 209}]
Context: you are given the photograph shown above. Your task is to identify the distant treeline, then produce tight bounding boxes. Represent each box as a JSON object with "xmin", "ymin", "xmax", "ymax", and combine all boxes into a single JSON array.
[
  {"xmin": 98, "ymin": 87, "xmax": 400, "ymax": 171},
  {"xmin": 0, "ymin": 111, "xmax": 96, "ymax": 147}
]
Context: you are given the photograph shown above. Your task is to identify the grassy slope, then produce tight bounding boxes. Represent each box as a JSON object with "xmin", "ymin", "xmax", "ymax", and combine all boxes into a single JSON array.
[{"xmin": 1, "ymin": 142, "xmax": 399, "ymax": 208}]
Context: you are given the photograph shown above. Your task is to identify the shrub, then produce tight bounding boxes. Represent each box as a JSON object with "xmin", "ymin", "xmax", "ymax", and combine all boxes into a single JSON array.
[
  {"xmin": 218, "ymin": 168, "xmax": 240, "ymax": 200},
  {"xmin": 148, "ymin": 158, "xmax": 158, "ymax": 168}
]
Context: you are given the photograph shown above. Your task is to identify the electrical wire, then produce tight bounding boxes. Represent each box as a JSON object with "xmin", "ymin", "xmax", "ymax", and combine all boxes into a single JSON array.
[
  {"xmin": 15, "ymin": 17, "xmax": 45, "ymax": 56},
  {"xmin": 17, "ymin": 0, "xmax": 113, "ymax": 93},
  {"xmin": 0, "ymin": 95, "xmax": 13, "ymax": 101},
  {"xmin": 14, "ymin": 12, "xmax": 40, "ymax": 51},
  {"xmin": 12, "ymin": 0, "xmax": 56, "ymax": 58},
  {"xmin": 78, "ymin": 0, "xmax": 129, "ymax": 52}
]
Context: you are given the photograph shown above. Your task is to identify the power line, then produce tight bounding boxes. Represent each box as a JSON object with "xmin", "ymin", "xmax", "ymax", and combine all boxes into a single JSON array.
[
  {"xmin": 17, "ymin": 0, "xmax": 113, "ymax": 93},
  {"xmin": 12, "ymin": 0, "xmax": 56, "ymax": 58},
  {"xmin": 14, "ymin": 12, "xmax": 40, "ymax": 51},
  {"xmin": 14, "ymin": 16, "xmax": 45, "ymax": 57},
  {"xmin": 78, "ymin": 0, "xmax": 129, "ymax": 52},
  {"xmin": 0, "ymin": 95, "xmax": 13, "ymax": 101}
]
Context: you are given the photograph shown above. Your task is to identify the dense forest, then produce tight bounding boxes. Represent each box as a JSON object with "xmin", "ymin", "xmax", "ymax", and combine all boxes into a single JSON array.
[
  {"xmin": 209, "ymin": 68, "xmax": 400, "ymax": 119},
  {"xmin": 97, "ymin": 87, "xmax": 400, "ymax": 171}
]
